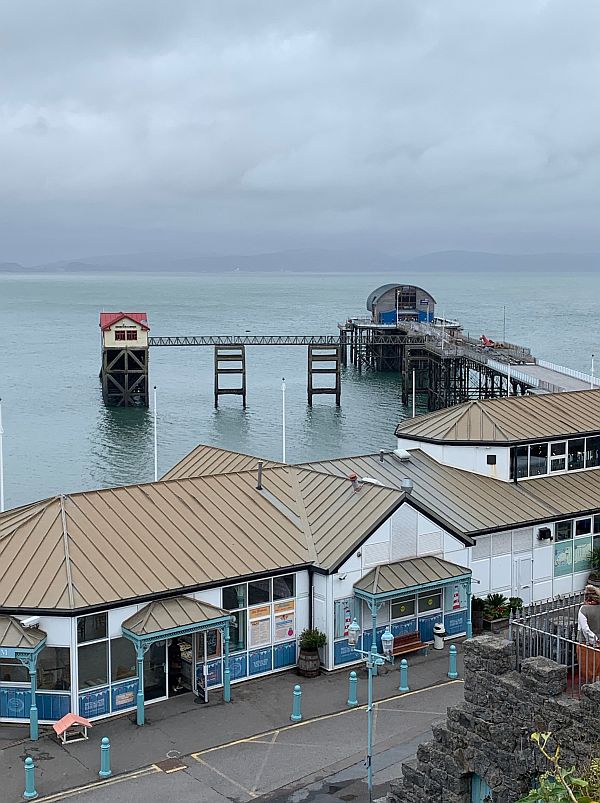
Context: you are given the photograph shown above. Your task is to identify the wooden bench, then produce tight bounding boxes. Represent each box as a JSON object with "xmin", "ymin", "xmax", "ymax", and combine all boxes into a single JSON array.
[{"xmin": 391, "ymin": 632, "xmax": 428, "ymax": 659}]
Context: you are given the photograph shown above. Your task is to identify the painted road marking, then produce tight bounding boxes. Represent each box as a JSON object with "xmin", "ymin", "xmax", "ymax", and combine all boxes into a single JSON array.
[
  {"xmin": 195, "ymin": 756, "xmax": 258, "ymax": 798},
  {"xmin": 250, "ymin": 729, "xmax": 279, "ymax": 792},
  {"xmin": 33, "ymin": 766, "xmax": 160, "ymax": 802}
]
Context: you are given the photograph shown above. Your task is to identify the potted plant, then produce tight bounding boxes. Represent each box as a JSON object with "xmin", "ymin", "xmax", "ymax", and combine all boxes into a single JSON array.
[
  {"xmin": 588, "ymin": 547, "xmax": 600, "ymax": 587},
  {"xmin": 297, "ymin": 628, "xmax": 327, "ymax": 677},
  {"xmin": 471, "ymin": 597, "xmax": 485, "ymax": 634},
  {"xmin": 482, "ymin": 593, "xmax": 510, "ymax": 633}
]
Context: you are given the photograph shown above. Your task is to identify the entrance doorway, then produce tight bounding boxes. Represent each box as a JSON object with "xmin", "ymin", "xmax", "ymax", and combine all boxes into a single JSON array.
[
  {"xmin": 196, "ymin": 629, "xmax": 221, "ymax": 702},
  {"xmin": 168, "ymin": 636, "xmax": 195, "ymax": 697},
  {"xmin": 515, "ymin": 554, "xmax": 533, "ymax": 606},
  {"xmin": 144, "ymin": 640, "xmax": 167, "ymax": 701}
]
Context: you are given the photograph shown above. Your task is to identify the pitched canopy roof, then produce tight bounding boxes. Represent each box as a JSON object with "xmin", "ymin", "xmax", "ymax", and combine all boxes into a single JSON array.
[
  {"xmin": 0, "ymin": 614, "xmax": 46, "ymax": 650},
  {"xmin": 99, "ymin": 312, "xmax": 149, "ymax": 331},
  {"xmin": 122, "ymin": 596, "xmax": 230, "ymax": 637},
  {"xmin": 0, "ymin": 466, "xmax": 404, "ymax": 612},
  {"xmin": 354, "ymin": 556, "xmax": 470, "ymax": 597},
  {"xmin": 394, "ymin": 389, "xmax": 600, "ymax": 445}
]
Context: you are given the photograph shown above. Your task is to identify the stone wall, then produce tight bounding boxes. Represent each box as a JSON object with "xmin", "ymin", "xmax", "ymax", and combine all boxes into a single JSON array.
[{"xmin": 388, "ymin": 634, "xmax": 600, "ymax": 803}]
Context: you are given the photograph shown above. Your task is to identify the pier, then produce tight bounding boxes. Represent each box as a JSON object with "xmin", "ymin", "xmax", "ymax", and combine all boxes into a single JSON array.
[{"xmin": 99, "ymin": 288, "xmax": 598, "ymax": 409}]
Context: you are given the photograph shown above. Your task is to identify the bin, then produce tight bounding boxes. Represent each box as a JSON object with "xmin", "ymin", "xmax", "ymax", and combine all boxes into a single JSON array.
[{"xmin": 433, "ymin": 623, "xmax": 446, "ymax": 650}]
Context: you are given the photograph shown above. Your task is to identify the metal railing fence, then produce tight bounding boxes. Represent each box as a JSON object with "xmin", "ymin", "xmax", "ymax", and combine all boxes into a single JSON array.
[{"xmin": 511, "ymin": 589, "xmax": 597, "ymax": 697}]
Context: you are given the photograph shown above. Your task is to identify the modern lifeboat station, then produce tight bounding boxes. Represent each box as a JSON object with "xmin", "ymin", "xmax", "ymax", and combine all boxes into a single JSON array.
[{"xmin": 3, "ymin": 389, "xmax": 600, "ymax": 737}]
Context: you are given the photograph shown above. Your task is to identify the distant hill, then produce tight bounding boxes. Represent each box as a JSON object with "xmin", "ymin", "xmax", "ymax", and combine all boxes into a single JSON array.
[{"xmin": 1, "ymin": 249, "xmax": 599, "ymax": 274}]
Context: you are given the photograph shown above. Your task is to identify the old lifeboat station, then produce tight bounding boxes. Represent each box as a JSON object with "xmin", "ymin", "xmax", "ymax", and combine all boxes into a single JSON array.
[{"xmin": 2, "ymin": 389, "xmax": 600, "ymax": 737}]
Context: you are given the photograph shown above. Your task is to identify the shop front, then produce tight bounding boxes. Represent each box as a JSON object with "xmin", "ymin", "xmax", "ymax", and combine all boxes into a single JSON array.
[{"xmin": 333, "ymin": 556, "xmax": 472, "ymax": 666}]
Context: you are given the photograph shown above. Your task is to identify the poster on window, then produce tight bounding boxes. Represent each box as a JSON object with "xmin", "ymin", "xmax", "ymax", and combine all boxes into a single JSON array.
[
  {"xmin": 249, "ymin": 605, "xmax": 271, "ymax": 620},
  {"xmin": 334, "ymin": 597, "xmax": 355, "ymax": 640},
  {"xmin": 574, "ymin": 537, "xmax": 593, "ymax": 573},
  {"xmin": 274, "ymin": 611, "xmax": 295, "ymax": 642},
  {"xmin": 554, "ymin": 541, "xmax": 573, "ymax": 577},
  {"xmin": 249, "ymin": 617, "xmax": 271, "ymax": 648},
  {"xmin": 444, "ymin": 583, "xmax": 467, "ymax": 612}
]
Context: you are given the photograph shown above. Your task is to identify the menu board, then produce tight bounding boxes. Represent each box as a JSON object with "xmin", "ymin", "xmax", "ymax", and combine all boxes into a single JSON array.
[
  {"xmin": 574, "ymin": 537, "xmax": 593, "ymax": 573},
  {"xmin": 554, "ymin": 541, "xmax": 573, "ymax": 577},
  {"xmin": 249, "ymin": 616, "xmax": 271, "ymax": 647}
]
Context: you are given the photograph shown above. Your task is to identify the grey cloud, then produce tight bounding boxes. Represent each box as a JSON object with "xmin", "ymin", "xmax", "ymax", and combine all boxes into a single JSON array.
[{"xmin": 1, "ymin": 0, "xmax": 600, "ymax": 263}]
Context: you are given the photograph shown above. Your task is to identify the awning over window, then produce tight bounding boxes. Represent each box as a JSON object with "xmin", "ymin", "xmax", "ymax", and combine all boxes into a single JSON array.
[
  {"xmin": 354, "ymin": 556, "xmax": 471, "ymax": 602},
  {"xmin": 122, "ymin": 595, "xmax": 233, "ymax": 643},
  {"xmin": 0, "ymin": 614, "xmax": 47, "ymax": 657}
]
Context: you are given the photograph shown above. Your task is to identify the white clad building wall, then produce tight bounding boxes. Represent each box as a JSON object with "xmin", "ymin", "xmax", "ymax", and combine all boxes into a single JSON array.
[{"xmin": 396, "ymin": 439, "xmax": 512, "ymax": 480}]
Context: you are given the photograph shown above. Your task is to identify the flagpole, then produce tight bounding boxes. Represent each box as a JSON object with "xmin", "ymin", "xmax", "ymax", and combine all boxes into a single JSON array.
[
  {"xmin": 153, "ymin": 386, "xmax": 158, "ymax": 482},
  {"xmin": 412, "ymin": 370, "xmax": 416, "ymax": 418},
  {"xmin": 0, "ymin": 398, "xmax": 4, "ymax": 512},
  {"xmin": 282, "ymin": 378, "xmax": 286, "ymax": 463}
]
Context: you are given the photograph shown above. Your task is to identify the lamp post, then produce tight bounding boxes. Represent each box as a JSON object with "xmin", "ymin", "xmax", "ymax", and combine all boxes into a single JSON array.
[{"xmin": 347, "ymin": 619, "xmax": 393, "ymax": 800}]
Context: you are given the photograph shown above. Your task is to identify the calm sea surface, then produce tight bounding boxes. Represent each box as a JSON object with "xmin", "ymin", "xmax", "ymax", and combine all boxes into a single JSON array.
[{"xmin": 0, "ymin": 269, "xmax": 599, "ymax": 508}]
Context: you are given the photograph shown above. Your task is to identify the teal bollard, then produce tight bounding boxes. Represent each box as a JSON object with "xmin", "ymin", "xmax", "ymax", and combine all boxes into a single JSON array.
[
  {"xmin": 399, "ymin": 658, "xmax": 409, "ymax": 692},
  {"xmin": 99, "ymin": 736, "xmax": 112, "ymax": 778},
  {"xmin": 290, "ymin": 684, "xmax": 302, "ymax": 722},
  {"xmin": 23, "ymin": 757, "xmax": 38, "ymax": 800},
  {"xmin": 347, "ymin": 671, "xmax": 358, "ymax": 707},
  {"xmin": 448, "ymin": 644, "xmax": 458, "ymax": 679}
]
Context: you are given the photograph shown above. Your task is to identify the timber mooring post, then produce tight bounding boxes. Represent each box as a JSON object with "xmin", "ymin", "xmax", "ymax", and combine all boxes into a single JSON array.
[
  {"xmin": 307, "ymin": 344, "xmax": 341, "ymax": 406},
  {"xmin": 214, "ymin": 345, "xmax": 247, "ymax": 408}
]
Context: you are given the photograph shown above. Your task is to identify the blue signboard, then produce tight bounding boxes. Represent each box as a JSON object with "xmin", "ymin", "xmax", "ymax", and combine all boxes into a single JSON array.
[
  {"xmin": 249, "ymin": 647, "xmax": 272, "ymax": 676},
  {"xmin": 0, "ymin": 647, "xmax": 16, "ymax": 659},
  {"xmin": 273, "ymin": 641, "xmax": 296, "ymax": 669},
  {"xmin": 418, "ymin": 612, "xmax": 443, "ymax": 643},
  {"xmin": 229, "ymin": 654, "xmax": 247, "ymax": 680},
  {"xmin": 444, "ymin": 610, "xmax": 467, "ymax": 637},
  {"xmin": 0, "ymin": 686, "xmax": 29, "ymax": 718},
  {"xmin": 390, "ymin": 619, "xmax": 418, "ymax": 638},
  {"xmin": 79, "ymin": 687, "xmax": 110, "ymax": 719},
  {"xmin": 111, "ymin": 679, "xmax": 138, "ymax": 713},
  {"xmin": 334, "ymin": 639, "xmax": 358, "ymax": 666}
]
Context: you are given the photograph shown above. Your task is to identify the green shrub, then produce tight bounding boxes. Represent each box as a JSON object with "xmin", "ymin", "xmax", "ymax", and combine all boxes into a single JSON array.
[
  {"xmin": 509, "ymin": 597, "xmax": 524, "ymax": 612},
  {"xmin": 299, "ymin": 628, "xmax": 327, "ymax": 650}
]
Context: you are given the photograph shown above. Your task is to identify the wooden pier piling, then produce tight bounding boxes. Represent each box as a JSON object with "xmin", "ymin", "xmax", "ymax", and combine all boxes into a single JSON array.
[
  {"xmin": 214, "ymin": 345, "xmax": 247, "ymax": 408},
  {"xmin": 307, "ymin": 345, "xmax": 341, "ymax": 406}
]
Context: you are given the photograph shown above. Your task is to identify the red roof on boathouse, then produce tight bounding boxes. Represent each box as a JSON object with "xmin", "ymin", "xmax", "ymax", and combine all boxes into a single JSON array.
[{"xmin": 99, "ymin": 312, "xmax": 150, "ymax": 331}]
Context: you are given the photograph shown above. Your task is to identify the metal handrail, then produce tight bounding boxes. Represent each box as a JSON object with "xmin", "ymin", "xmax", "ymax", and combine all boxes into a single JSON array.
[{"xmin": 536, "ymin": 359, "xmax": 600, "ymax": 387}]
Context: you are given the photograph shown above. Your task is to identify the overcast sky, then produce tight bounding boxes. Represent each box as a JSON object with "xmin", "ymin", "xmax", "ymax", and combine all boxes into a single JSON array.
[{"xmin": 1, "ymin": 1, "xmax": 600, "ymax": 263}]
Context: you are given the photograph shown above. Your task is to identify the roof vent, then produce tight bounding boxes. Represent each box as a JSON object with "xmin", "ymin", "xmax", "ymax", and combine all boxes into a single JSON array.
[
  {"xmin": 348, "ymin": 472, "xmax": 363, "ymax": 492},
  {"xmin": 361, "ymin": 476, "xmax": 384, "ymax": 486},
  {"xmin": 257, "ymin": 461, "xmax": 263, "ymax": 490},
  {"xmin": 393, "ymin": 448, "xmax": 412, "ymax": 462}
]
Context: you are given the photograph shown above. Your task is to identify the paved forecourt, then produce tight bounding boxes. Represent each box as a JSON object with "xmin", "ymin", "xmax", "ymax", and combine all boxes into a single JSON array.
[{"xmin": 10, "ymin": 680, "xmax": 464, "ymax": 803}]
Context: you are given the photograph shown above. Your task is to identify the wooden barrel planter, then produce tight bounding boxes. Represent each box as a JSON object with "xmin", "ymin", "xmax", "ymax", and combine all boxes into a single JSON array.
[{"xmin": 297, "ymin": 649, "xmax": 320, "ymax": 677}]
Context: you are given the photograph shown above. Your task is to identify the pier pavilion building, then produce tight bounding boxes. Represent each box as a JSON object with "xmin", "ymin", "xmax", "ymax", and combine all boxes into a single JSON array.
[{"xmin": 2, "ymin": 388, "xmax": 600, "ymax": 735}]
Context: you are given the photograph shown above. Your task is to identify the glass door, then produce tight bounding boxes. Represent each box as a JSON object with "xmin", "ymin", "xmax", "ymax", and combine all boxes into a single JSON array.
[{"xmin": 144, "ymin": 640, "xmax": 167, "ymax": 701}]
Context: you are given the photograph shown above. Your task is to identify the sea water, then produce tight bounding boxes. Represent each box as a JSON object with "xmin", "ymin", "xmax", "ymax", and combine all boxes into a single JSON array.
[{"xmin": 0, "ymin": 269, "xmax": 598, "ymax": 508}]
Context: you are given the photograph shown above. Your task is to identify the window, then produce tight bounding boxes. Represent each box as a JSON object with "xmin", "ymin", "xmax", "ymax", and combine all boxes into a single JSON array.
[
  {"xmin": 77, "ymin": 613, "xmax": 107, "ymax": 644},
  {"xmin": 594, "ymin": 515, "xmax": 600, "ymax": 534},
  {"xmin": 529, "ymin": 444, "xmax": 548, "ymax": 477},
  {"xmin": 37, "ymin": 647, "xmax": 70, "ymax": 691},
  {"xmin": 418, "ymin": 590, "xmax": 442, "ymax": 613},
  {"xmin": 587, "ymin": 437, "xmax": 600, "ymax": 469},
  {"xmin": 110, "ymin": 638, "xmax": 137, "ymax": 682},
  {"xmin": 556, "ymin": 520, "xmax": 573, "ymax": 542},
  {"xmin": 568, "ymin": 439, "xmax": 585, "ymax": 471},
  {"xmin": 126, "ymin": 330, "xmax": 138, "ymax": 341},
  {"xmin": 514, "ymin": 446, "xmax": 528, "ymax": 479},
  {"xmin": 223, "ymin": 583, "xmax": 246, "ymax": 611},
  {"xmin": 115, "ymin": 330, "xmax": 126, "ymax": 341},
  {"xmin": 391, "ymin": 597, "xmax": 416, "ymax": 620},
  {"xmin": 230, "ymin": 610, "xmax": 247, "ymax": 652},
  {"xmin": 575, "ymin": 518, "xmax": 592, "ymax": 537},
  {"xmin": 78, "ymin": 641, "xmax": 108, "ymax": 689},
  {"xmin": 486, "ymin": 454, "xmax": 497, "ymax": 466},
  {"xmin": 248, "ymin": 579, "xmax": 271, "ymax": 606},
  {"xmin": 0, "ymin": 658, "xmax": 28, "ymax": 684},
  {"xmin": 550, "ymin": 442, "xmax": 566, "ymax": 473},
  {"xmin": 273, "ymin": 574, "xmax": 295, "ymax": 600}
]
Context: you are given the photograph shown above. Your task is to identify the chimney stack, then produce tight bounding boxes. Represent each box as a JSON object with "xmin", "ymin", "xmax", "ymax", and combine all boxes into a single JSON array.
[{"xmin": 348, "ymin": 472, "xmax": 362, "ymax": 492}]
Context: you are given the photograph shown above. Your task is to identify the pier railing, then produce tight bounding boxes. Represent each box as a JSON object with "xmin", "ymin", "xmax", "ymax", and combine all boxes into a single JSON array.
[
  {"xmin": 536, "ymin": 359, "xmax": 600, "ymax": 388},
  {"xmin": 511, "ymin": 590, "xmax": 595, "ymax": 697}
]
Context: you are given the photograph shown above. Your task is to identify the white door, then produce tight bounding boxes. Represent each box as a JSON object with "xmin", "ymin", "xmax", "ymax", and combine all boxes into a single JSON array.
[{"xmin": 515, "ymin": 554, "xmax": 533, "ymax": 605}]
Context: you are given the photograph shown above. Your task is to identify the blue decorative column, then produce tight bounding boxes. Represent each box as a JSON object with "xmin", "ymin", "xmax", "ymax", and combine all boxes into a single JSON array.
[
  {"xmin": 28, "ymin": 662, "xmax": 39, "ymax": 741},
  {"xmin": 465, "ymin": 580, "xmax": 473, "ymax": 639},
  {"xmin": 223, "ymin": 622, "xmax": 231, "ymax": 703},
  {"xmin": 135, "ymin": 644, "xmax": 146, "ymax": 726}
]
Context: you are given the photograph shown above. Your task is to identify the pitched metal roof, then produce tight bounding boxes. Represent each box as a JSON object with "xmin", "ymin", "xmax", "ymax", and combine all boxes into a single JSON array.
[
  {"xmin": 299, "ymin": 450, "xmax": 600, "ymax": 537},
  {"xmin": 122, "ymin": 596, "xmax": 230, "ymax": 637},
  {"xmin": 0, "ymin": 614, "xmax": 46, "ymax": 649},
  {"xmin": 394, "ymin": 389, "xmax": 600, "ymax": 444},
  {"xmin": 354, "ymin": 556, "xmax": 470, "ymax": 596},
  {"xmin": 162, "ymin": 444, "xmax": 282, "ymax": 481},
  {"xmin": 0, "ymin": 467, "xmax": 404, "ymax": 612},
  {"xmin": 99, "ymin": 312, "xmax": 149, "ymax": 331}
]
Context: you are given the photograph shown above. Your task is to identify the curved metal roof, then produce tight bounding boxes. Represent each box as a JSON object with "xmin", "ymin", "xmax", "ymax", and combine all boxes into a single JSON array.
[{"xmin": 366, "ymin": 284, "xmax": 436, "ymax": 312}]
